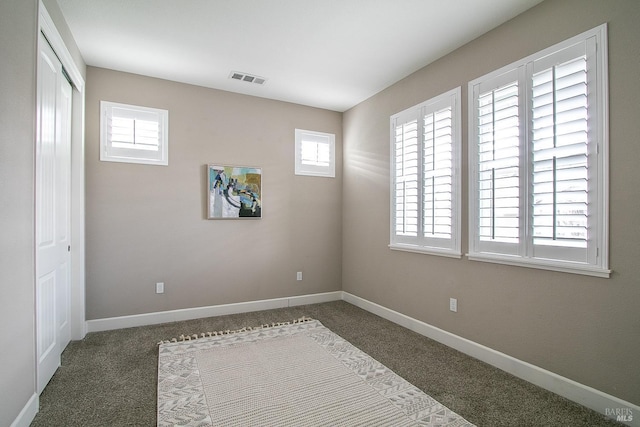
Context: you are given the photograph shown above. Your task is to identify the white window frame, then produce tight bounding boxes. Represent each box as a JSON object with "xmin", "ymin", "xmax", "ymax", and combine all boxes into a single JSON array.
[
  {"xmin": 468, "ymin": 24, "xmax": 610, "ymax": 277},
  {"xmin": 294, "ymin": 129, "xmax": 335, "ymax": 177},
  {"xmin": 100, "ymin": 101, "xmax": 169, "ymax": 166},
  {"xmin": 390, "ymin": 87, "xmax": 462, "ymax": 258}
]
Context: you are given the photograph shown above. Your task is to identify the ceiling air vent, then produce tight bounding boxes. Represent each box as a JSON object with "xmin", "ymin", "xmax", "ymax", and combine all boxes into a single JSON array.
[{"xmin": 229, "ymin": 71, "xmax": 266, "ymax": 85}]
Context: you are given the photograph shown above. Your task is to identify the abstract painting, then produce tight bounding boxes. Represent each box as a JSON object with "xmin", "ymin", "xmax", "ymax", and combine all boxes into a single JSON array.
[{"xmin": 207, "ymin": 165, "xmax": 262, "ymax": 219}]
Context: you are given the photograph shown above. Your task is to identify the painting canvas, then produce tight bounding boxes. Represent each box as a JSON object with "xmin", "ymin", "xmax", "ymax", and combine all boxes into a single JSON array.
[{"xmin": 208, "ymin": 165, "xmax": 262, "ymax": 219}]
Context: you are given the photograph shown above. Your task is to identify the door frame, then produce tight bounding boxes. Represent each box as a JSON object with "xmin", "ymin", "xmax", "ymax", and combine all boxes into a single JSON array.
[{"xmin": 38, "ymin": 1, "xmax": 86, "ymax": 342}]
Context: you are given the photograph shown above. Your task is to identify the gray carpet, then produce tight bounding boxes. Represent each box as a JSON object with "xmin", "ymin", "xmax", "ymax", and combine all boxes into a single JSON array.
[{"xmin": 31, "ymin": 300, "xmax": 622, "ymax": 427}]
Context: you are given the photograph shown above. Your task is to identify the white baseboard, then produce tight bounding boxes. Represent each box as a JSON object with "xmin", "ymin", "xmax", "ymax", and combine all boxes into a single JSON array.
[
  {"xmin": 10, "ymin": 393, "xmax": 38, "ymax": 427},
  {"xmin": 85, "ymin": 291, "xmax": 342, "ymax": 333},
  {"xmin": 342, "ymin": 291, "xmax": 639, "ymax": 426}
]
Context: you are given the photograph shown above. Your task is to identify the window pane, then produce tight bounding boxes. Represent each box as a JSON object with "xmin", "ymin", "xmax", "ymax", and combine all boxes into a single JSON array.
[
  {"xmin": 476, "ymin": 82, "xmax": 520, "ymax": 244},
  {"xmin": 301, "ymin": 140, "xmax": 331, "ymax": 167},
  {"xmin": 532, "ymin": 56, "xmax": 588, "ymax": 249},
  {"xmin": 395, "ymin": 120, "xmax": 419, "ymax": 236},
  {"xmin": 423, "ymin": 107, "xmax": 453, "ymax": 239}
]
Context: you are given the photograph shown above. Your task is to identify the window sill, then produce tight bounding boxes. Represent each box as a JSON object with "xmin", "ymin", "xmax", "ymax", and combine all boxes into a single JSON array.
[
  {"xmin": 466, "ymin": 252, "xmax": 611, "ymax": 278},
  {"xmin": 389, "ymin": 244, "xmax": 462, "ymax": 259},
  {"xmin": 294, "ymin": 170, "xmax": 335, "ymax": 178}
]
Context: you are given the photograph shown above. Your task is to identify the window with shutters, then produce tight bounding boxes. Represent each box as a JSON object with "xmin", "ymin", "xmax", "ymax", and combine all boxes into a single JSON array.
[
  {"xmin": 295, "ymin": 129, "xmax": 335, "ymax": 177},
  {"xmin": 390, "ymin": 87, "xmax": 461, "ymax": 257},
  {"xmin": 100, "ymin": 101, "xmax": 168, "ymax": 165},
  {"xmin": 468, "ymin": 24, "xmax": 609, "ymax": 277}
]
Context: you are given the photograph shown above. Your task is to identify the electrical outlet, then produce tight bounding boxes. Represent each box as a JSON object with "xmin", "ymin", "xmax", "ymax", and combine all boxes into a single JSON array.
[
  {"xmin": 156, "ymin": 282, "xmax": 164, "ymax": 294},
  {"xmin": 296, "ymin": 272, "xmax": 303, "ymax": 281},
  {"xmin": 449, "ymin": 298, "xmax": 457, "ymax": 312}
]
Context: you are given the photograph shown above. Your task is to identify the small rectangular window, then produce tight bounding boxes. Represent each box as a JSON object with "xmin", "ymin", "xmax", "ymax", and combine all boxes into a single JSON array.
[
  {"xmin": 295, "ymin": 129, "xmax": 335, "ymax": 177},
  {"xmin": 100, "ymin": 101, "xmax": 168, "ymax": 166}
]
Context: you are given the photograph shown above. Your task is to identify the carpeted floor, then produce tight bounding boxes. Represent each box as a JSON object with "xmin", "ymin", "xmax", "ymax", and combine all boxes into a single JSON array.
[{"xmin": 31, "ymin": 300, "xmax": 622, "ymax": 427}]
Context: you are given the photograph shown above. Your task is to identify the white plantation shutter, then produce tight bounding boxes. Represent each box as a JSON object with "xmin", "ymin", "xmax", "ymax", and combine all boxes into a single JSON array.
[
  {"xmin": 110, "ymin": 111, "xmax": 160, "ymax": 151},
  {"xmin": 301, "ymin": 140, "xmax": 331, "ymax": 167},
  {"xmin": 531, "ymin": 44, "xmax": 594, "ymax": 263},
  {"xmin": 100, "ymin": 101, "xmax": 168, "ymax": 165},
  {"xmin": 391, "ymin": 87, "xmax": 461, "ymax": 257},
  {"xmin": 470, "ymin": 67, "xmax": 523, "ymax": 256},
  {"xmin": 476, "ymin": 78, "xmax": 521, "ymax": 250},
  {"xmin": 469, "ymin": 24, "xmax": 609, "ymax": 277}
]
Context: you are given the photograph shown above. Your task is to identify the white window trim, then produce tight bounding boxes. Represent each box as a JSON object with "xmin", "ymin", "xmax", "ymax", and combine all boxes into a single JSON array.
[
  {"xmin": 100, "ymin": 101, "xmax": 169, "ymax": 166},
  {"xmin": 294, "ymin": 129, "xmax": 335, "ymax": 178},
  {"xmin": 390, "ymin": 87, "xmax": 462, "ymax": 258},
  {"xmin": 467, "ymin": 24, "xmax": 610, "ymax": 278}
]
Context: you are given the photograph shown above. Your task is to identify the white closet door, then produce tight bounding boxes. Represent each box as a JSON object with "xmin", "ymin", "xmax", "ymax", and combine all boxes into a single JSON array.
[{"xmin": 36, "ymin": 32, "xmax": 72, "ymax": 394}]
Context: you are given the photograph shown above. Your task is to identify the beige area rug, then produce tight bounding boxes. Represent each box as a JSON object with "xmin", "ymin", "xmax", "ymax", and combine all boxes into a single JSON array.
[{"xmin": 157, "ymin": 318, "xmax": 475, "ymax": 427}]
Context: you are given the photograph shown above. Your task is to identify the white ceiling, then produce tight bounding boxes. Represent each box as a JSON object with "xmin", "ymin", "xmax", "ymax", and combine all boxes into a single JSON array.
[{"xmin": 57, "ymin": 0, "xmax": 543, "ymax": 112}]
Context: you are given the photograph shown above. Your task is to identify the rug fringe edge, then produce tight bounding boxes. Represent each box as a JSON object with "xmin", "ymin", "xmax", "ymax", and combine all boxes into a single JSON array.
[{"xmin": 156, "ymin": 316, "xmax": 314, "ymax": 345}]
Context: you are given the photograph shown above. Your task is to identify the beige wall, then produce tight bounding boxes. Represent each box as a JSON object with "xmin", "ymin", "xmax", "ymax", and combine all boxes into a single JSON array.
[
  {"xmin": 343, "ymin": 0, "xmax": 640, "ymax": 406},
  {"xmin": 85, "ymin": 68, "xmax": 343, "ymax": 320},
  {"xmin": 1, "ymin": 0, "xmax": 85, "ymax": 424},
  {"xmin": 0, "ymin": 2, "xmax": 38, "ymax": 424},
  {"xmin": 4, "ymin": 1, "xmax": 637, "ymax": 424}
]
